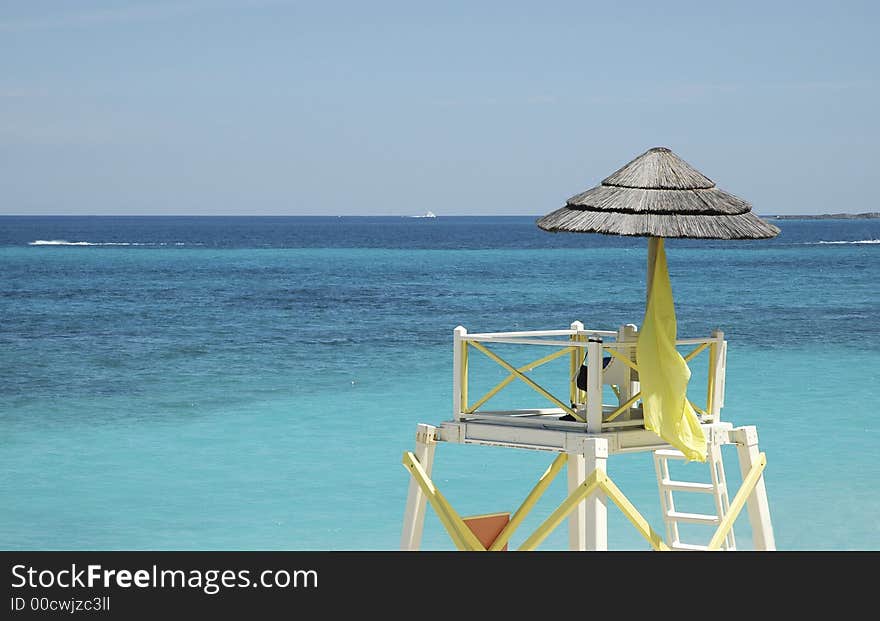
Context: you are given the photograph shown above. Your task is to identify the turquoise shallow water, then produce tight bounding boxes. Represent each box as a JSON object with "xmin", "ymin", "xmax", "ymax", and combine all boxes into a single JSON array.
[{"xmin": 0, "ymin": 217, "xmax": 878, "ymax": 550}]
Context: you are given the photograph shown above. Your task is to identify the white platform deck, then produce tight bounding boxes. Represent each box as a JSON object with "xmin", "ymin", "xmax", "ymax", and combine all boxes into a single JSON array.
[{"xmin": 438, "ymin": 418, "xmax": 735, "ymax": 455}]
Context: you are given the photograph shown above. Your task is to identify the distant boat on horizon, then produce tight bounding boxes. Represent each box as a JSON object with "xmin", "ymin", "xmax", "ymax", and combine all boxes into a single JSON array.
[{"xmin": 410, "ymin": 211, "xmax": 437, "ymax": 219}]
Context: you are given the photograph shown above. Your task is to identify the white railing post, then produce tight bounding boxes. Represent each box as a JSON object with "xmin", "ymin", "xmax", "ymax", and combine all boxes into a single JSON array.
[
  {"xmin": 570, "ymin": 321, "xmax": 584, "ymax": 408},
  {"xmin": 586, "ymin": 335, "xmax": 604, "ymax": 433},
  {"xmin": 453, "ymin": 326, "xmax": 467, "ymax": 421},
  {"xmin": 710, "ymin": 329, "xmax": 726, "ymax": 420}
]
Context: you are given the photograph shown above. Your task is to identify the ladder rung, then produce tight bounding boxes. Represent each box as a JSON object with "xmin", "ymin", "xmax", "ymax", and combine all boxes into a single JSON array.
[
  {"xmin": 654, "ymin": 449, "xmax": 686, "ymax": 460},
  {"xmin": 660, "ymin": 479, "xmax": 715, "ymax": 493},
  {"xmin": 666, "ymin": 511, "xmax": 720, "ymax": 525},
  {"xmin": 671, "ymin": 542, "xmax": 710, "ymax": 551}
]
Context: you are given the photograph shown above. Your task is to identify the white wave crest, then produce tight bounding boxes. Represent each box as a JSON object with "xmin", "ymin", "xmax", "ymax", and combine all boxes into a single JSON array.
[
  {"xmin": 27, "ymin": 238, "xmax": 207, "ymax": 248},
  {"xmin": 28, "ymin": 240, "xmax": 158, "ymax": 246},
  {"xmin": 29, "ymin": 239, "xmax": 96, "ymax": 246},
  {"xmin": 815, "ymin": 239, "xmax": 880, "ymax": 245}
]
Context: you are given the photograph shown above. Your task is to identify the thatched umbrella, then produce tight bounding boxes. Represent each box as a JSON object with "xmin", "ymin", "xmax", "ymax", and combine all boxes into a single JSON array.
[
  {"xmin": 537, "ymin": 146, "xmax": 778, "ymax": 240},
  {"xmin": 537, "ymin": 146, "xmax": 779, "ymax": 288},
  {"xmin": 536, "ymin": 146, "xmax": 779, "ymax": 460}
]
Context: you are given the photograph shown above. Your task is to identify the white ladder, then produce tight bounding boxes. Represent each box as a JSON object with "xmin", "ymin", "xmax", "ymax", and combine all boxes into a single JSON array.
[{"xmin": 653, "ymin": 444, "xmax": 735, "ymax": 551}]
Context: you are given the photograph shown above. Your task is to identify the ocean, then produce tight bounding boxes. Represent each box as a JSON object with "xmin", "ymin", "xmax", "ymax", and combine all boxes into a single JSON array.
[{"xmin": 0, "ymin": 216, "xmax": 878, "ymax": 550}]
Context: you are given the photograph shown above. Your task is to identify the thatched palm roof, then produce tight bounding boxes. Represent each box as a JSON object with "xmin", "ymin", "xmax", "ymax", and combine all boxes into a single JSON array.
[{"xmin": 536, "ymin": 147, "xmax": 780, "ymax": 239}]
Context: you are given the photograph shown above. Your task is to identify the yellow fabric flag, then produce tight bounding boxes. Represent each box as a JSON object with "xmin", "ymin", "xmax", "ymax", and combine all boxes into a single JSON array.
[{"xmin": 637, "ymin": 238, "xmax": 707, "ymax": 462}]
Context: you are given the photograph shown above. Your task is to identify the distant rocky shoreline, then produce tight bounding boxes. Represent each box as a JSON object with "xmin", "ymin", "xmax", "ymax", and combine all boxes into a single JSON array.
[{"xmin": 765, "ymin": 212, "xmax": 880, "ymax": 220}]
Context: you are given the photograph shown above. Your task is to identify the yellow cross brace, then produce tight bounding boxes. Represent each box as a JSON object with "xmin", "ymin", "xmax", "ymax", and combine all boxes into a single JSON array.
[
  {"xmin": 466, "ymin": 346, "xmax": 575, "ymax": 414},
  {"xmin": 689, "ymin": 399, "xmax": 709, "ymax": 417},
  {"xmin": 468, "ymin": 341, "xmax": 581, "ymax": 420},
  {"xmin": 683, "ymin": 342, "xmax": 709, "ymax": 362},
  {"xmin": 708, "ymin": 452, "xmax": 767, "ymax": 550},
  {"xmin": 519, "ymin": 471, "xmax": 670, "ymax": 551},
  {"xmin": 489, "ymin": 453, "xmax": 568, "ymax": 551},
  {"xmin": 402, "ymin": 450, "xmax": 768, "ymax": 552},
  {"xmin": 402, "ymin": 451, "xmax": 486, "ymax": 551},
  {"xmin": 404, "ymin": 452, "xmax": 669, "ymax": 552},
  {"xmin": 605, "ymin": 392, "xmax": 642, "ymax": 423},
  {"xmin": 518, "ymin": 469, "xmax": 605, "ymax": 551},
  {"xmin": 606, "ymin": 341, "xmax": 708, "ymax": 368},
  {"xmin": 600, "ymin": 476, "xmax": 668, "ymax": 551},
  {"xmin": 604, "ymin": 346, "xmax": 639, "ymax": 372}
]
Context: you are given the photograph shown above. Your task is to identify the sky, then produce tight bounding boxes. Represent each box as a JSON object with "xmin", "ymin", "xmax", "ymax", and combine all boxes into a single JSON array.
[{"xmin": 1, "ymin": 0, "xmax": 878, "ymax": 216}]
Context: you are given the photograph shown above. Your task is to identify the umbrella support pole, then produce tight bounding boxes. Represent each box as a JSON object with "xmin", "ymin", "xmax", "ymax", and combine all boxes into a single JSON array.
[{"xmin": 646, "ymin": 236, "xmax": 660, "ymax": 306}]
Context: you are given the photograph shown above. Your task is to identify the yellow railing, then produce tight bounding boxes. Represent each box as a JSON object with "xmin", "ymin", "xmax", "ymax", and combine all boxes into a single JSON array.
[
  {"xmin": 466, "ymin": 341, "xmax": 580, "ymax": 420},
  {"xmin": 454, "ymin": 325, "xmax": 725, "ymax": 427},
  {"xmin": 602, "ymin": 337, "xmax": 720, "ymax": 422}
]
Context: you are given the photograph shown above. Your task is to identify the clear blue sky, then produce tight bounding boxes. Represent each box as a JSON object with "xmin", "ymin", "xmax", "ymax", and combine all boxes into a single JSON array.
[{"xmin": 2, "ymin": 0, "xmax": 877, "ymax": 215}]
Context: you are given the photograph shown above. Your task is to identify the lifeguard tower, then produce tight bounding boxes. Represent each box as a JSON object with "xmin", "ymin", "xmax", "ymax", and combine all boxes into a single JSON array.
[{"xmin": 400, "ymin": 147, "xmax": 779, "ymax": 551}]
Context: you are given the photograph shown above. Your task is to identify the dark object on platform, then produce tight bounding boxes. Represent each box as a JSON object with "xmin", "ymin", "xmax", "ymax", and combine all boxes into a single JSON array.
[
  {"xmin": 560, "ymin": 355, "xmax": 614, "ymax": 422},
  {"xmin": 576, "ymin": 355, "xmax": 612, "ymax": 392}
]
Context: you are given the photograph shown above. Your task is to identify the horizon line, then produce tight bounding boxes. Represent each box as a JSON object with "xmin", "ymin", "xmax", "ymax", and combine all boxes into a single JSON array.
[{"xmin": 0, "ymin": 212, "xmax": 872, "ymax": 218}]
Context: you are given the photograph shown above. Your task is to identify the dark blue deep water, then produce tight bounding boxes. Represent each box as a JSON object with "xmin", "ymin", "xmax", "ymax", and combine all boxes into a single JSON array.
[{"xmin": 1, "ymin": 216, "xmax": 878, "ymax": 549}]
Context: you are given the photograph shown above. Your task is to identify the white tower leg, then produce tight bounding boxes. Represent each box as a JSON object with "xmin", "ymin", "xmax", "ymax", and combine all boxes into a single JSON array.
[
  {"xmin": 569, "ymin": 438, "xmax": 609, "ymax": 551},
  {"xmin": 400, "ymin": 424, "xmax": 437, "ymax": 551},
  {"xmin": 731, "ymin": 426, "xmax": 776, "ymax": 551},
  {"xmin": 567, "ymin": 453, "xmax": 586, "ymax": 550},
  {"xmin": 584, "ymin": 438, "xmax": 609, "ymax": 550}
]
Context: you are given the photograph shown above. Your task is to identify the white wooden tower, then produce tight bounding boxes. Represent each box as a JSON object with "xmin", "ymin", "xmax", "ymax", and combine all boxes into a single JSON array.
[{"xmin": 400, "ymin": 322, "xmax": 775, "ymax": 552}]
